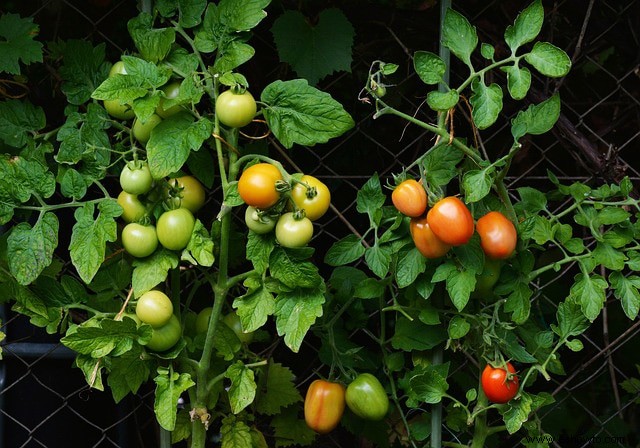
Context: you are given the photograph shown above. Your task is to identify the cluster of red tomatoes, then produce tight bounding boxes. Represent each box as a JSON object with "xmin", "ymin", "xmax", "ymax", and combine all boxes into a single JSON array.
[
  {"xmin": 391, "ymin": 179, "xmax": 517, "ymax": 261},
  {"xmin": 304, "ymin": 374, "xmax": 390, "ymax": 434},
  {"xmin": 238, "ymin": 163, "xmax": 331, "ymax": 247}
]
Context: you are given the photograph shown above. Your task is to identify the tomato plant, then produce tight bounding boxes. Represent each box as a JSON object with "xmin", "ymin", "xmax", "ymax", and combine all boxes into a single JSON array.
[
  {"xmin": 427, "ymin": 196, "xmax": 474, "ymax": 246},
  {"xmin": 392, "ymin": 179, "xmax": 427, "ymax": 217},
  {"xmin": 345, "ymin": 373, "xmax": 389, "ymax": 421},
  {"xmin": 156, "ymin": 208, "xmax": 195, "ymax": 251},
  {"xmin": 244, "ymin": 206, "xmax": 277, "ymax": 234},
  {"xmin": 135, "ymin": 290, "xmax": 173, "ymax": 328},
  {"xmin": 410, "ymin": 215, "xmax": 452, "ymax": 258},
  {"xmin": 237, "ymin": 162, "xmax": 283, "ymax": 209},
  {"xmin": 291, "ymin": 175, "xmax": 331, "ymax": 221},
  {"xmin": 481, "ymin": 362, "xmax": 519, "ymax": 404},
  {"xmin": 275, "ymin": 212, "xmax": 313, "ymax": 248},
  {"xmin": 167, "ymin": 175, "xmax": 206, "ymax": 213},
  {"xmin": 121, "ymin": 223, "xmax": 158, "ymax": 258},
  {"xmin": 476, "ymin": 211, "xmax": 517, "ymax": 259},
  {"xmin": 304, "ymin": 380, "xmax": 346, "ymax": 434},
  {"xmin": 215, "ymin": 89, "xmax": 257, "ymax": 128},
  {"xmin": 120, "ymin": 160, "xmax": 153, "ymax": 195},
  {"xmin": 146, "ymin": 314, "xmax": 182, "ymax": 352}
]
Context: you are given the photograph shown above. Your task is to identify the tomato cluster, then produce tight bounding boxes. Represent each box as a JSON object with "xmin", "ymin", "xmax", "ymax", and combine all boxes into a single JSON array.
[
  {"xmin": 135, "ymin": 290, "xmax": 181, "ymax": 352},
  {"xmin": 304, "ymin": 374, "xmax": 389, "ymax": 434},
  {"xmin": 238, "ymin": 164, "xmax": 331, "ymax": 248}
]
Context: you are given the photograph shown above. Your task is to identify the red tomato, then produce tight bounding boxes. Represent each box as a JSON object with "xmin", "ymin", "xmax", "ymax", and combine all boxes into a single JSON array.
[
  {"xmin": 427, "ymin": 196, "xmax": 474, "ymax": 246},
  {"xmin": 392, "ymin": 179, "xmax": 427, "ymax": 217},
  {"xmin": 410, "ymin": 215, "xmax": 451, "ymax": 258},
  {"xmin": 304, "ymin": 380, "xmax": 346, "ymax": 434},
  {"xmin": 476, "ymin": 211, "xmax": 517, "ymax": 259},
  {"xmin": 481, "ymin": 362, "xmax": 519, "ymax": 404}
]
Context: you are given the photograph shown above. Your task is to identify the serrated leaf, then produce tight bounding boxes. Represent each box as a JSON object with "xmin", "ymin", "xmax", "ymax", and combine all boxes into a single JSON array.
[
  {"xmin": 609, "ymin": 272, "xmax": 640, "ymax": 320},
  {"xmin": 396, "ymin": 248, "xmax": 427, "ymax": 288},
  {"xmin": 446, "ymin": 267, "xmax": 476, "ymax": 311},
  {"xmin": 324, "ymin": 235, "xmax": 366, "ymax": 266},
  {"xmin": 511, "ymin": 94, "xmax": 561, "ymax": 141},
  {"xmin": 128, "ymin": 13, "xmax": 176, "ymax": 63},
  {"xmin": 270, "ymin": 247, "xmax": 322, "ymax": 289},
  {"xmin": 481, "ymin": 43, "xmax": 495, "ymax": 60},
  {"xmin": 61, "ymin": 318, "xmax": 145, "ymax": 358},
  {"xmin": 592, "ymin": 242, "xmax": 626, "ymax": 271},
  {"xmin": 255, "ymin": 361, "xmax": 302, "ymax": 416},
  {"xmin": 226, "ymin": 362, "xmax": 257, "ymax": 414},
  {"xmin": 504, "ymin": 0, "xmax": 544, "ymax": 53},
  {"xmin": 448, "ymin": 316, "xmax": 470, "ymax": 339},
  {"xmin": 156, "ymin": 0, "xmax": 207, "ymax": 28},
  {"xmin": 233, "ymin": 280, "xmax": 275, "ymax": 332},
  {"xmin": 409, "ymin": 366, "xmax": 449, "ymax": 404},
  {"xmin": 0, "ymin": 14, "xmax": 43, "ymax": 74},
  {"xmin": 274, "ymin": 288, "xmax": 325, "ymax": 352},
  {"xmin": 59, "ymin": 40, "xmax": 110, "ymax": 105},
  {"xmin": 213, "ymin": 40, "xmax": 255, "ymax": 73},
  {"xmin": 183, "ymin": 219, "xmax": 214, "ymax": 266},
  {"xmin": 502, "ymin": 65, "xmax": 532, "ymax": 100},
  {"xmin": 442, "ymin": 8, "xmax": 478, "ymax": 67},
  {"xmin": 7, "ymin": 212, "xmax": 59, "ymax": 285},
  {"xmin": 391, "ymin": 317, "xmax": 447, "ymax": 351},
  {"xmin": 570, "ymin": 274, "xmax": 608, "ymax": 321},
  {"xmin": 524, "ymin": 42, "xmax": 571, "ymax": 77},
  {"xmin": 271, "ymin": 9, "xmax": 354, "ymax": 85},
  {"xmin": 107, "ymin": 348, "xmax": 151, "ymax": 403},
  {"xmin": 504, "ymin": 282, "xmax": 532, "ymax": 324},
  {"xmin": 462, "ymin": 167, "xmax": 494, "ymax": 203},
  {"xmin": 261, "ymin": 79, "xmax": 354, "ymax": 149},
  {"xmin": 271, "ymin": 405, "xmax": 316, "ymax": 448},
  {"xmin": 502, "ymin": 392, "xmax": 533, "ymax": 434},
  {"xmin": 517, "ymin": 187, "xmax": 547, "ymax": 213},
  {"xmin": 131, "ymin": 249, "xmax": 179, "ymax": 297},
  {"xmin": 154, "ymin": 370, "xmax": 195, "ymax": 431},
  {"xmin": 220, "ymin": 415, "xmax": 253, "ymax": 448},
  {"xmin": 414, "ymin": 51, "xmax": 446, "ymax": 85},
  {"xmin": 422, "ymin": 141, "xmax": 465, "ymax": 187},
  {"xmin": 470, "ymin": 79, "xmax": 502, "ymax": 129},
  {"xmin": 426, "ymin": 90, "xmax": 459, "ymax": 111},
  {"xmin": 356, "ymin": 173, "xmax": 386, "ymax": 218},
  {"xmin": 365, "ymin": 244, "xmax": 392, "ymax": 279},
  {"xmin": 0, "ymin": 99, "xmax": 46, "ymax": 148}
]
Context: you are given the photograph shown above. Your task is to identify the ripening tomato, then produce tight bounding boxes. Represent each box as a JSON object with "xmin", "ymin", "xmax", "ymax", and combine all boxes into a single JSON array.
[
  {"xmin": 146, "ymin": 314, "xmax": 181, "ymax": 351},
  {"xmin": 237, "ymin": 163, "xmax": 282, "ymax": 209},
  {"xmin": 120, "ymin": 160, "xmax": 153, "ymax": 195},
  {"xmin": 291, "ymin": 175, "xmax": 331, "ymax": 221},
  {"xmin": 167, "ymin": 176, "xmax": 206, "ymax": 213},
  {"xmin": 156, "ymin": 208, "xmax": 195, "ymax": 251},
  {"xmin": 481, "ymin": 362, "xmax": 519, "ymax": 404},
  {"xmin": 132, "ymin": 113, "xmax": 162, "ymax": 144},
  {"xmin": 121, "ymin": 223, "xmax": 158, "ymax": 258},
  {"xmin": 392, "ymin": 179, "xmax": 427, "ymax": 217},
  {"xmin": 427, "ymin": 196, "xmax": 474, "ymax": 246},
  {"xmin": 476, "ymin": 211, "xmax": 517, "ymax": 259},
  {"xmin": 304, "ymin": 380, "xmax": 346, "ymax": 434},
  {"xmin": 215, "ymin": 90, "xmax": 257, "ymax": 128},
  {"xmin": 117, "ymin": 191, "xmax": 147, "ymax": 223},
  {"xmin": 135, "ymin": 290, "xmax": 173, "ymax": 328},
  {"xmin": 410, "ymin": 215, "xmax": 452, "ymax": 258},
  {"xmin": 244, "ymin": 206, "xmax": 277, "ymax": 234},
  {"xmin": 345, "ymin": 373, "xmax": 390, "ymax": 421},
  {"xmin": 275, "ymin": 213, "xmax": 313, "ymax": 248}
]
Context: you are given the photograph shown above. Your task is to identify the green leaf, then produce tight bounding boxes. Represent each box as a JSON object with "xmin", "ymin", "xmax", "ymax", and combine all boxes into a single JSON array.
[
  {"xmin": 75, "ymin": 355, "xmax": 104, "ymax": 390},
  {"xmin": 609, "ymin": 272, "xmax": 640, "ymax": 320},
  {"xmin": 396, "ymin": 248, "xmax": 427, "ymax": 288},
  {"xmin": 354, "ymin": 277, "xmax": 387, "ymax": 299},
  {"xmin": 59, "ymin": 40, "xmax": 110, "ymax": 105},
  {"xmin": 442, "ymin": 8, "xmax": 478, "ymax": 67},
  {"xmin": 422, "ymin": 142, "xmax": 465, "ymax": 187},
  {"xmin": 70, "ymin": 200, "xmax": 120, "ymax": 284},
  {"xmin": 274, "ymin": 287, "xmax": 325, "ymax": 352},
  {"xmin": 501, "ymin": 392, "xmax": 533, "ymax": 434},
  {"xmin": 517, "ymin": 187, "xmax": 547, "ymax": 213},
  {"xmin": 504, "ymin": 282, "xmax": 532, "ymax": 324},
  {"xmin": 470, "ymin": 79, "xmax": 502, "ymax": 129},
  {"xmin": 565, "ymin": 339, "xmax": 583, "ymax": 352},
  {"xmin": 261, "ymin": 79, "xmax": 354, "ymax": 149},
  {"xmin": 128, "ymin": 13, "xmax": 176, "ymax": 63},
  {"xmin": 481, "ymin": 43, "xmax": 495, "ymax": 60},
  {"xmin": 391, "ymin": 317, "xmax": 447, "ymax": 351},
  {"xmin": 426, "ymin": 90, "xmax": 459, "ymax": 112},
  {"xmin": 131, "ymin": 249, "xmax": 180, "ymax": 298},
  {"xmin": 213, "ymin": 322, "xmax": 242, "ymax": 361},
  {"xmin": 462, "ymin": 167, "xmax": 494, "ymax": 203},
  {"xmin": 225, "ymin": 361, "xmax": 257, "ymax": 414},
  {"xmin": 409, "ymin": 365, "xmax": 449, "ymax": 404},
  {"xmin": 61, "ymin": 317, "xmax": 146, "ymax": 358},
  {"xmin": 592, "ymin": 242, "xmax": 626, "ymax": 271},
  {"xmin": 0, "ymin": 99, "xmax": 46, "ymax": 148},
  {"xmin": 324, "ymin": 235, "xmax": 365, "ymax": 266},
  {"xmin": 511, "ymin": 94, "xmax": 561, "ymax": 141},
  {"xmin": 570, "ymin": 274, "xmax": 608, "ymax": 321},
  {"xmin": 146, "ymin": 114, "xmax": 213, "ymax": 178},
  {"xmin": 448, "ymin": 316, "xmax": 470, "ymax": 339},
  {"xmin": 154, "ymin": 369, "xmax": 195, "ymax": 431},
  {"xmin": 271, "ymin": 405, "xmax": 316, "ymax": 448},
  {"xmin": 246, "ymin": 232, "xmax": 275, "ymax": 273},
  {"xmin": 60, "ymin": 168, "xmax": 88, "ymax": 200},
  {"xmin": 163, "ymin": 46, "xmax": 200, "ymax": 76},
  {"xmin": 7, "ymin": 212, "xmax": 58, "ymax": 285},
  {"xmin": 365, "ymin": 244, "xmax": 392, "ymax": 279},
  {"xmin": 107, "ymin": 347, "xmax": 151, "ymax": 403},
  {"xmin": 524, "ymin": 42, "xmax": 571, "ymax": 77},
  {"xmin": 356, "ymin": 173, "xmax": 386, "ymax": 219},
  {"xmin": 552, "ymin": 301, "xmax": 589, "ymax": 339},
  {"xmin": 183, "ymin": 219, "xmax": 215, "ymax": 266},
  {"xmin": 597, "ymin": 206, "xmax": 630, "ymax": 225},
  {"xmin": 414, "ymin": 51, "xmax": 446, "ymax": 85},
  {"xmin": 497, "ymin": 328, "xmax": 537, "ymax": 363},
  {"xmin": 218, "ymin": 0, "xmax": 270, "ymax": 32},
  {"xmin": 233, "ymin": 279, "xmax": 275, "ymax": 332},
  {"xmin": 213, "ymin": 40, "xmax": 255, "ymax": 73},
  {"xmin": 156, "ymin": 0, "xmax": 207, "ymax": 28},
  {"xmin": 504, "ymin": 0, "xmax": 544, "ymax": 53},
  {"xmin": 502, "ymin": 65, "xmax": 532, "ymax": 100},
  {"xmin": 221, "ymin": 415, "xmax": 253, "ymax": 448},
  {"xmin": 255, "ymin": 361, "xmax": 303, "ymax": 416},
  {"xmin": 270, "ymin": 247, "xmax": 322, "ymax": 289},
  {"xmin": 0, "ymin": 14, "xmax": 43, "ymax": 74},
  {"xmin": 445, "ymin": 267, "xmax": 476, "ymax": 311},
  {"xmin": 271, "ymin": 9, "xmax": 354, "ymax": 85}
]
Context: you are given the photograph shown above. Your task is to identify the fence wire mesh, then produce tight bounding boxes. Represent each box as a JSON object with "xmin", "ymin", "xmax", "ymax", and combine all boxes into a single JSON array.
[{"xmin": 1, "ymin": 0, "xmax": 639, "ymax": 447}]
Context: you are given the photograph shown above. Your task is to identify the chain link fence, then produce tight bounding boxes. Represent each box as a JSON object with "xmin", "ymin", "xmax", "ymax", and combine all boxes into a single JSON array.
[{"xmin": 1, "ymin": 0, "xmax": 639, "ymax": 446}]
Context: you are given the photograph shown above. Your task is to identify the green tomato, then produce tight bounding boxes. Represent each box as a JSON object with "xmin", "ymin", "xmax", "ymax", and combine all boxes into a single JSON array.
[
  {"xmin": 245, "ymin": 206, "xmax": 277, "ymax": 234},
  {"xmin": 120, "ymin": 160, "xmax": 153, "ymax": 195},
  {"xmin": 156, "ymin": 208, "xmax": 195, "ymax": 251},
  {"xmin": 146, "ymin": 314, "xmax": 181, "ymax": 352},
  {"xmin": 195, "ymin": 307, "xmax": 212, "ymax": 334},
  {"xmin": 345, "ymin": 373, "xmax": 389, "ymax": 421},
  {"xmin": 472, "ymin": 258, "xmax": 503, "ymax": 298},
  {"xmin": 215, "ymin": 90, "xmax": 257, "ymax": 128},
  {"xmin": 132, "ymin": 113, "xmax": 162, "ymax": 144},
  {"xmin": 135, "ymin": 290, "xmax": 173, "ymax": 328},
  {"xmin": 167, "ymin": 176, "xmax": 206, "ymax": 213},
  {"xmin": 117, "ymin": 191, "xmax": 147, "ymax": 223},
  {"xmin": 275, "ymin": 212, "xmax": 313, "ymax": 248},
  {"xmin": 109, "ymin": 60, "xmax": 127, "ymax": 77},
  {"xmin": 121, "ymin": 223, "xmax": 158, "ymax": 258},
  {"xmin": 223, "ymin": 311, "xmax": 254, "ymax": 344},
  {"xmin": 156, "ymin": 82, "xmax": 184, "ymax": 118},
  {"xmin": 103, "ymin": 99, "xmax": 135, "ymax": 120}
]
